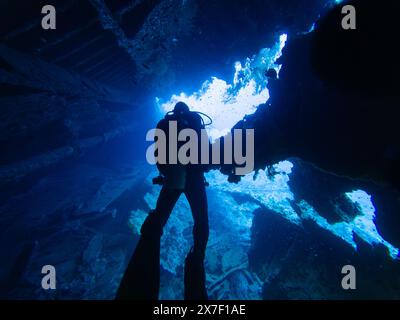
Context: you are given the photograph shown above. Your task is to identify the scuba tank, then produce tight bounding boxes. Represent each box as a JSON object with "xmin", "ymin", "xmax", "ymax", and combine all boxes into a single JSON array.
[{"xmin": 153, "ymin": 103, "xmax": 213, "ymax": 189}]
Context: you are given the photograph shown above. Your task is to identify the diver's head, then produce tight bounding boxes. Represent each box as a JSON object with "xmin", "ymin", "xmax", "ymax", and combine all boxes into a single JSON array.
[{"xmin": 173, "ymin": 102, "xmax": 190, "ymax": 117}]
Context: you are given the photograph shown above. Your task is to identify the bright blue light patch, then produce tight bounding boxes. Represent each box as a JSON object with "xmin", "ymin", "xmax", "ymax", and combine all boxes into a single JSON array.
[
  {"xmin": 345, "ymin": 190, "xmax": 399, "ymax": 258},
  {"xmin": 206, "ymin": 161, "xmax": 300, "ymax": 224},
  {"xmin": 151, "ymin": 32, "xmax": 399, "ymax": 261},
  {"xmin": 157, "ymin": 34, "xmax": 287, "ymax": 141},
  {"xmin": 207, "ymin": 168, "xmax": 400, "ymax": 260},
  {"xmin": 298, "ymin": 190, "xmax": 399, "ymax": 259},
  {"xmin": 130, "ymin": 165, "xmax": 399, "ymax": 299},
  {"xmin": 158, "ymin": 77, "xmax": 270, "ymax": 141}
]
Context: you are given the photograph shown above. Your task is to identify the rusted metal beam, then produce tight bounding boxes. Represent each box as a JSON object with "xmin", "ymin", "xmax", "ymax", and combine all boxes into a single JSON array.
[
  {"xmin": 115, "ymin": 0, "xmax": 144, "ymax": 20},
  {"xmin": 0, "ymin": 123, "xmax": 139, "ymax": 184},
  {"xmin": 85, "ymin": 58, "xmax": 123, "ymax": 77},
  {"xmin": 51, "ymin": 34, "xmax": 104, "ymax": 64},
  {"xmin": 73, "ymin": 45, "xmax": 113, "ymax": 68},
  {"xmin": 36, "ymin": 19, "xmax": 98, "ymax": 54},
  {"xmin": 88, "ymin": 0, "xmax": 138, "ymax": 65}
]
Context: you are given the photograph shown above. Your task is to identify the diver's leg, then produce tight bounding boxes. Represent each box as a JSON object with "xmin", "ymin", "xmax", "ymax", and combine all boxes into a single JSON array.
[
  {"xmin": 184, "ymin": 176, "xmax": 209, "ymax": 300},
  {"xmin": 185, "ymin": 177, "xmax": 209, "ymax": 259},
  {"xmin": 116, "ymin": 187, "xmax": 181, "ymax": 300}
]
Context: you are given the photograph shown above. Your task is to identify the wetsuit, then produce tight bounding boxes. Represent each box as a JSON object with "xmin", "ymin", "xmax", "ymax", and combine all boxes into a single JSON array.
[{"xmin": 116, "ymin": 110, "xmax": 209, "ymax": 300}]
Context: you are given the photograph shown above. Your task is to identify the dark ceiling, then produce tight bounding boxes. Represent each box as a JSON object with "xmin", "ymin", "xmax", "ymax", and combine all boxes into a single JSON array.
[
  {"xmin": 0, "ymin": 0, "xmax": 327, "ymax": 96},
  {"xmin": 0, "ymin": 0, "xmax": 176, "ymax": 93},
  {"xmin": 0, "ymin": 0, "xmax": 328, "ymax": 181}
]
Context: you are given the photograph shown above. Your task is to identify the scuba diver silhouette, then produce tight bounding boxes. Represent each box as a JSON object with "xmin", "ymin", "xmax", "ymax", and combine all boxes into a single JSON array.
[{"xmin": 116, "ymin": 102, "xmax": 211, "ymax": 300}]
